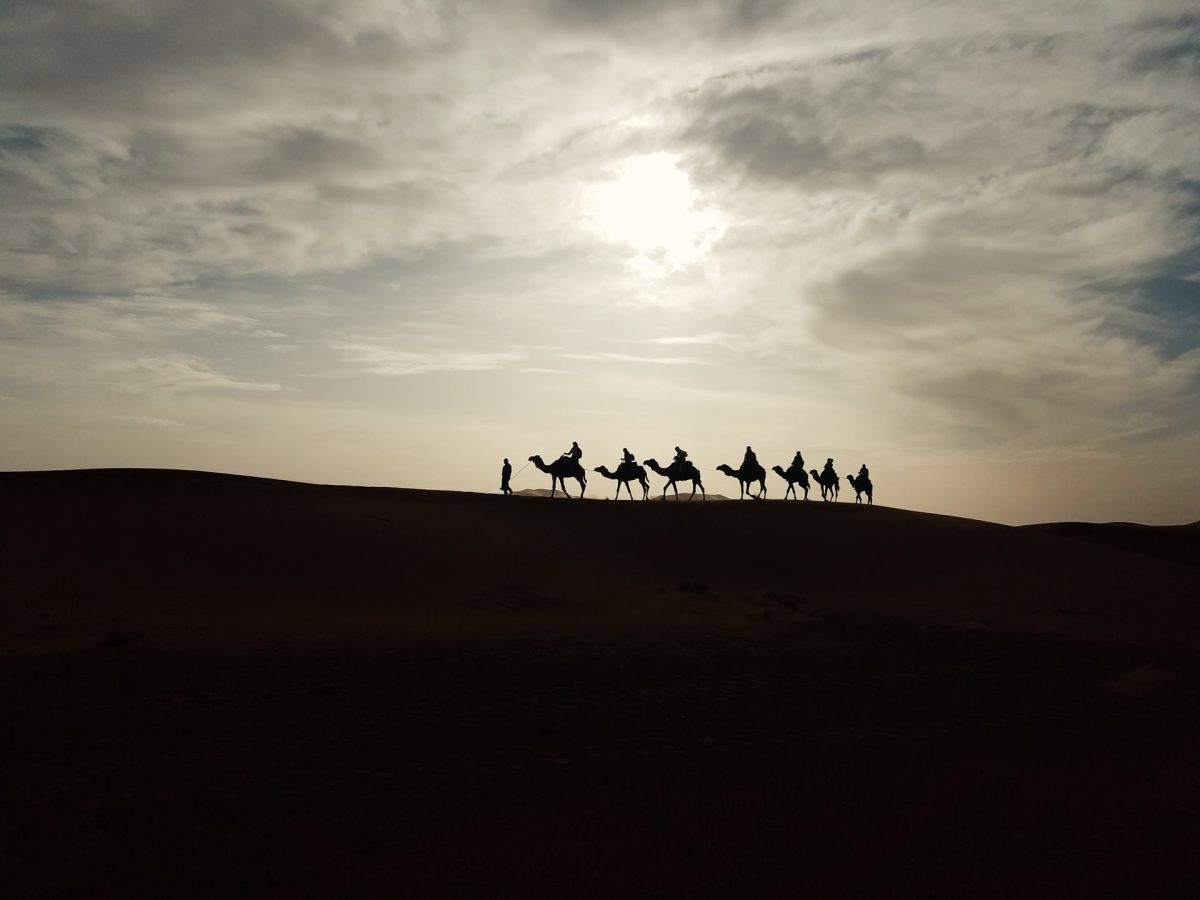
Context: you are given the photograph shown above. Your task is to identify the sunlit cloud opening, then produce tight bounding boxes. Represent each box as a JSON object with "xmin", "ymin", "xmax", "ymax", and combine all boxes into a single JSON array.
[{"xmin": 582, "ymin": 153, "xmax": 726, "ymax": 277}]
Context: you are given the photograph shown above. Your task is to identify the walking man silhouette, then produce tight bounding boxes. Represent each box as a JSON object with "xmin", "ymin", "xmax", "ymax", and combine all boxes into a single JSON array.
[{"xmin": 500, "ymin": 458, "xmax": 513, "ymax": 495}]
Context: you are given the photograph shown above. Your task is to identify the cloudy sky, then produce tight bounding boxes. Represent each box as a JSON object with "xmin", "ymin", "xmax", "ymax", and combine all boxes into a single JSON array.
[{"xmin": 1, "ymin": 0, "xmax": 1197, "ymax": 523}]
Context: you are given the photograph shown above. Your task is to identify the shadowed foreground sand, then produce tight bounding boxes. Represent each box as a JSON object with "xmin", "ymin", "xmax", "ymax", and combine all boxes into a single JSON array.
[{"xmin": 2, "ymin": 469, "xmax": 1198, "ymax": 898}]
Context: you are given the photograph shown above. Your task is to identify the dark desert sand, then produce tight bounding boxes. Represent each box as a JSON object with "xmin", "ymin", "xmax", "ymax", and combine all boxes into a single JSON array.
[{"xmin": 2, "ymin": 469, "xmax": 1198, "ymax": 898}]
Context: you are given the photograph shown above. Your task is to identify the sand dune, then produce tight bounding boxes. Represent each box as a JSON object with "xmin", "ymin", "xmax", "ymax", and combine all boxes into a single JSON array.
[
  {"xmin": 2, "ymin": 469, "xmax": 1198, "ymax": 899},
  {"xmin": 3, "ymin": 468, "xmax": 1195, "ymax": 651}
]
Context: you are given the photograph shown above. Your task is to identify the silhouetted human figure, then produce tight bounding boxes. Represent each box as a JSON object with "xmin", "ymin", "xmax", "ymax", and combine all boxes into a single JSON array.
[
  {"xmin": 823, "ymin": 457, "xmax": 836, "ymax": 477},
  {"xmin": 858, "ymin": 463, "xmax": 870, "ymax": 481},
  {"xmin": 621, "ymin": 447, "xmax": 636, "ymax": 465},
  {"xmin": 500, "ymin": 458, "xmax": 513, "ymax": 495},
  {"xmin": 562, "ymin": 441, "xmax": 582, "ymax": 462},
  {"xmin": 674, "ymin": 446, "xmax": 688, "ymax": 464},
  {"xmin": 792, "ymin": 450, "xmax": 805, "ymax": 470},
  {"xmin": 743, "ymin": 445, "xmax": 758, "ymax": 468}
]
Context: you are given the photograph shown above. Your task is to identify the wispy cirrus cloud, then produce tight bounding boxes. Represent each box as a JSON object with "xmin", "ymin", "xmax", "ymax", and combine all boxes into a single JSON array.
[
  {"xmin": 559, "ymin": 352, "xmax": 711, "ymax": 365},
  {"xmin": 334, "ymin": 342, "xmax": 526, "ymax": 377},
  {"xmin": 647, "ymin": 333, "xmax": 727, "ymax": 346}
]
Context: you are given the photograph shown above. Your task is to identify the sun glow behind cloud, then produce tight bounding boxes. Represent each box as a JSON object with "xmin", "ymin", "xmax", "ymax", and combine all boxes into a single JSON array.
[{"xmin": 582, "ymin": 153, "xmax": 725, "ymax": 278}]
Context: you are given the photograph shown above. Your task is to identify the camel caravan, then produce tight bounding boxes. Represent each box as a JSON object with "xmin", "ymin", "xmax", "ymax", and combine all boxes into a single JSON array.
[{"xmin": 508, "ymin": 443, "xmax": 874, "ymax": 504}]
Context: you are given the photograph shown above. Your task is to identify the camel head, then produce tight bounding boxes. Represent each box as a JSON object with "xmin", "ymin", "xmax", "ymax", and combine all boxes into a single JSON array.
[
  {"xmin": 529, "ymin": 455, "xmax": 543, "ymax": 463},
  {"xmin": 716, "ymin": 464, "xmax": 735, "ymax": 476},
  {"xmin": 809, "ymin": 469, "xmax": 820, "ymax": 479},
  {"xmin": 593, "ymin": 466, "xmax": 613, "ymax": 477},
  {"xmin": 772, "ymin": 465, "xmax": 786, "ymax": 477}
]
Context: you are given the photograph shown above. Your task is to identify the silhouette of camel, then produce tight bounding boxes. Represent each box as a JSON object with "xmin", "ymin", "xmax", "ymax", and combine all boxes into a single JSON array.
[
  {"xmin": 643, "ymin": 458, "xmax": 705, "ymax": 501},
  {"xmin": 717, "ymin": 462, "xmax": 767, "ymax": 499},
  {"xmin": 771, "ymin": 464, "xmax": 810, "ymax": 500},
  {"xmin": 809, "ymin": 468, "xmax": 840, "ymax": 502},
  {"xmin": 528, "ymin": 454, "xmax": 586, "ymax": 498},
  {"xmin": 593, "ymin": 463, "xmax": 649, "ymax": 500},
  {"xmin": 846, "ymin": 473, "xmax": 873, "ymax": 505}
]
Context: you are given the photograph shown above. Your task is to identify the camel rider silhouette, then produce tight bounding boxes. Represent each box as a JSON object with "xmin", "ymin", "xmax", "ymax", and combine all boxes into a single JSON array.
[
  {"xmin": 792, "ymin": 450, "xmax": 805, "ymax": 471},
  {"xmin": 621, "ymin": 447, "xmax": 636, "ymax": 466},
  {"xmin": 743, "ymin": 446, "xmax": 758, "ymax": 469},
  {"xmin": 674, "ymin": 446, "xmax": 688, "ymax": 463},
  {"xmin": 858, "ymin": 463, "xmax": 870, "ymax": 481},
  {"xmin": 823, "ymin": 457, "xmax": 837, "ymax": 478},
  {"xmin": 562, "ymin": 441, "xmax": 582, "ymax": 463}
]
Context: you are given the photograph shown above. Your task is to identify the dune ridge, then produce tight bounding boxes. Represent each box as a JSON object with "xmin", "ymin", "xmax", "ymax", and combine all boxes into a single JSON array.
[{"xmin": 2, "ymin": 468, "xmax": 1196, "ymax": 651}]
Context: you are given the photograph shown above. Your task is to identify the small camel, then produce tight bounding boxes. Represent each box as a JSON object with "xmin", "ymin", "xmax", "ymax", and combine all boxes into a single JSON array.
[
  {"xmin": 846, "ymin": 474, "xmax": 873, "ymax": 505},
  {"xmin": 771, "ymin": 464, "xmax": 810, "ymax": 500},
  {"xmin": 593, "ymin": 462, "xmax": 650, "ymax": 500},
  {"xmin": 809, "ymin": 468, "xmax": 840, "ymax": 502},
  {"xmin": 716, "ymin": 462, "xmax": 767, "ymax": 499},
  {"xmin": 643, "ymin": 458, "xmax": 706, "ymax": 500},
  {"xmin": 528, "ymin": 454, "xmax": 587, "ymax": 498}
]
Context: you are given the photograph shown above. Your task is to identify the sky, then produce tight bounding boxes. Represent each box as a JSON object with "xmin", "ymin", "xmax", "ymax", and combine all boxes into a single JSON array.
[{"xmin": 1, "ymin": 0, "xmax": 1198, "ymax": 524}]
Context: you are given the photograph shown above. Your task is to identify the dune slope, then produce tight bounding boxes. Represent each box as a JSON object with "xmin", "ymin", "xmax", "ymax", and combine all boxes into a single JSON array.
[{"xmin": 2, "ymin": 469, "xmax": 1198, "ymax": 900}]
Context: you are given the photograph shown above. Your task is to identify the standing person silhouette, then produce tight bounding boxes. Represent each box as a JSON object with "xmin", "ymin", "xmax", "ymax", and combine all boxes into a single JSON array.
[{"xmin": 500, "ymin": 458, "xmax": 512, "ymax": 495}]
